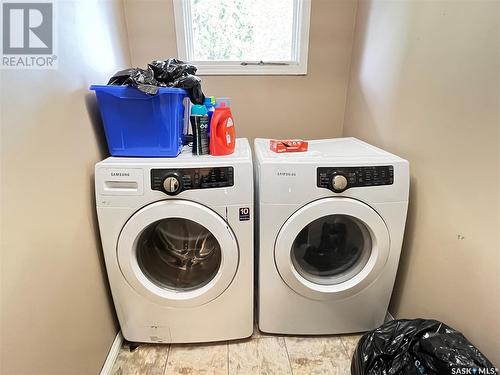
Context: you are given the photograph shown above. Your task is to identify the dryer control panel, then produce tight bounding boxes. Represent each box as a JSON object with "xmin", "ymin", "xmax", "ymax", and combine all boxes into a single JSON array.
[
  {"xmin": 152, "ymin": 167, "xmax": 234, "ymax": 195},
  {"xmin": 317, "ymin": 166, "xmax": 394, "ymax": 193}
]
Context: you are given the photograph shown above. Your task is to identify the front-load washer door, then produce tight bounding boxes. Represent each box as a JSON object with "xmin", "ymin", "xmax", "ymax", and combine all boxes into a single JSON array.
[
  {"xmin": 117, "ymin": 200, "xmax": 238, "ymax": 307},
  {"xmin": 274, "ymin": 198, "xmax": 390, "ymax": 301}
]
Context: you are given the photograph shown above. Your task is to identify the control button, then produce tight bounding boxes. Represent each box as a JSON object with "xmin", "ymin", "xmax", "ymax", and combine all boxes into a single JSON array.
[
  {"xmin": 163, "ymin": 174, "xmax": 182, "ymax": 195},
  {"xmin": 331, "ymin": 174, "xmax": 348, "ymax": 192}
]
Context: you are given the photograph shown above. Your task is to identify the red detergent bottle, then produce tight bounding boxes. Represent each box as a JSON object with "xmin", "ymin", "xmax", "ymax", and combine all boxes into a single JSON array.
[{"xmin": 209, "ymin": 97, "xmax": 236, "ymax": 155}]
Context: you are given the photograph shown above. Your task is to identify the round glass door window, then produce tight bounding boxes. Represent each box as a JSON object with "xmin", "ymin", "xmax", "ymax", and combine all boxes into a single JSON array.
[
  {"xmin": 291, "ymin": 215, "xmax": 372, "ymax": 285},
  {"xmin": 136, "ymin": 218, "xmax": 221, "ymax": 291}
]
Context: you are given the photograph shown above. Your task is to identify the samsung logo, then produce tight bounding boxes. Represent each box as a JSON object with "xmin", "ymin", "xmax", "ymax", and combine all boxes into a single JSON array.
[
  {"xmin": 111, "ymin": 172, "xmax": 130, "ymax": 177},
  {"xmin": 277, "ymin": 172, "xmax": 296, "ymax": 177}
]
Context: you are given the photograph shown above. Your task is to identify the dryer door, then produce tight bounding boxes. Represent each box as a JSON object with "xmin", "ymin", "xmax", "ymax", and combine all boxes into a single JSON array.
[
  {"xmin": 117, "ymin": 200, "xmax": 238, "ymax": 307},
  {"xmin": 274, "ymin": 198, "xmax": 390, "ymax": 300}
]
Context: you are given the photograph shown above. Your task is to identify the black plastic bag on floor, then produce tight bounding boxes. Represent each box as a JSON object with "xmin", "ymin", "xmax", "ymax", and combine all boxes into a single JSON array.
[
  {"xmin": 351, "ymin": 319, "xmax": 496, "ymax": 375},
  {"xmin": 107, "ymin": 58, "xmax": 205, "ymax": 104}
]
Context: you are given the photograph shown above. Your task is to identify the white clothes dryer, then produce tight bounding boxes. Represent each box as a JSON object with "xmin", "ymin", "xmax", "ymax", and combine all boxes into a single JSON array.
[{"xmin": 255, "ymin": 138, "xmax": 409, "ymax": 334}]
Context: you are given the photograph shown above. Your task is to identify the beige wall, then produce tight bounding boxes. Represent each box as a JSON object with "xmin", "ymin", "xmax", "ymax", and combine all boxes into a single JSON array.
[
  {"xmin": 0, "ymin": 1, "xmax": 131, "ymax": 374},
  {"xmin": 343, "ymin": 0, "xmax": 500, "ymax": 365},
  {"xmin": 123, "ymin": 0, "xmax": 358, "ymax": 140}
]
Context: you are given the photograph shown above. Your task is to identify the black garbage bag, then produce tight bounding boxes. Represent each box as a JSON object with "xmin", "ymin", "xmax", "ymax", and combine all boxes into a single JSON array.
[
  {"xmin": 351, "ymin": 319, "xmax": 496, "ymax": 375},
  {"xmin": 148, "ymin": 58, "xmax": 197, "ymax": 82},
  {"xmin": 107, "ymin": 58, "xmax": 205, "ymax": 104},
  {"xmin": 107, "ymin": 67, "xmax": 160, "ymax": 95}
]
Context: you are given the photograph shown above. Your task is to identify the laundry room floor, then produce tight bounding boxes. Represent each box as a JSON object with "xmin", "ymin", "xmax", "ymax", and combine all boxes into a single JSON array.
[{"xmin": 111, "ymin": 325, "xmax": 361, "ymax": 375}]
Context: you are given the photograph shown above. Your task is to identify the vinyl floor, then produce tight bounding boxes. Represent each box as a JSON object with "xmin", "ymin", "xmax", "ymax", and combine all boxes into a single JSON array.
[{"xmin": 111, "ymin": 325, "xmax": 362, "ymax": 375}]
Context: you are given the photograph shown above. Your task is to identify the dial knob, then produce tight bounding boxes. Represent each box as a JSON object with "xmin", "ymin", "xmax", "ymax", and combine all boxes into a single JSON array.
[
  {"xmin": 163, "ymin": 175, "xmax": 181, "ymax": 195},
  {"xmin": 331, "ymin": 174, "xmax": 348, "ymax": 192}
]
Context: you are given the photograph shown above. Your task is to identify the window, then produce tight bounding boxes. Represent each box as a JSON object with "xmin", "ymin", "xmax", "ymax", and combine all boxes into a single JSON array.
[{"xmin": 173, "ymin": 0, "xmax": 311, "ymax": 75}]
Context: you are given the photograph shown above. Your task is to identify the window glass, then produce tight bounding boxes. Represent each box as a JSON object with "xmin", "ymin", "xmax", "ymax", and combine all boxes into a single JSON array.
[
  {"xmin": 173, "ymin": 0, "xmax": 311, "ymax": 74},
  {"xmin": 190, "ymin": 0, "xmax": 294, "ymax": 61}
]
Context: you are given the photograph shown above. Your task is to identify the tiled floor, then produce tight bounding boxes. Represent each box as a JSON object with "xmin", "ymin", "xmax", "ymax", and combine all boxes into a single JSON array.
[{"xmin": 111, "ymin": 325, "xmax": 361, "ymax": 375}]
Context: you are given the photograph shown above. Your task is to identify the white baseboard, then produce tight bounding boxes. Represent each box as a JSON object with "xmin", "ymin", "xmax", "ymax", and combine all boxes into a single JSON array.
[
  {"xmin": 385, "ymin": 312, "xmax": 395, "ymax": 322},
  {"xmin": 100, "ymin": 331, "xmax": 123, "ymax": 375}
]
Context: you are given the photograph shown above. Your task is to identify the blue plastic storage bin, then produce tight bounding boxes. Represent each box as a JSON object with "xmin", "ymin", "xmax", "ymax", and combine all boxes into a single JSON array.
[{"xmin": 90, "ymin": 85, "xmax": 188, "ymax": 157}]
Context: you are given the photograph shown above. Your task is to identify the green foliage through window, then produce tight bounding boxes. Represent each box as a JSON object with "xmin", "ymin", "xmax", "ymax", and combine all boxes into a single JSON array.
[{"xmin": 190, "ymin": 0, "xmax": 294, "ymax": 61}]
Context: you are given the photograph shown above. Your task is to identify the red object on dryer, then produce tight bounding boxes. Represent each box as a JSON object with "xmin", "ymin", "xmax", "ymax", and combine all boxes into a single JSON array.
[
  {"xmin": 209, "ymin": 98, "xmax": 236, "ymax": 156},
  {"xmin": 270, "ymin": 139, "xmax": 308, "ymax": 153}
]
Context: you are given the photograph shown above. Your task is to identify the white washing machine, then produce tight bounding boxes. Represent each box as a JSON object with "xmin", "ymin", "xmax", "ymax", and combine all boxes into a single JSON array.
[
  {"xmin": 255, "ymin": 138, "xmax": 409, "ymax": 334},
  {"xmin": 95, "ymin": 139, "xmax": 253, "ymax": 343}
]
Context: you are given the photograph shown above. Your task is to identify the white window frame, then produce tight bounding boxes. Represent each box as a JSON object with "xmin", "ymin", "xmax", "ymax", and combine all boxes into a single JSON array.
[{"xmin": 172, "ymin": 0, "xmax": 311, "ymax": 75}]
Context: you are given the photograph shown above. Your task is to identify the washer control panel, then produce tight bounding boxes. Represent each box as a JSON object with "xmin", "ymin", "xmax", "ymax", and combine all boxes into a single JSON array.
[
  {"xmin": 317, "ymin": 166, "xmax": 394, "ymax": 193},
  {"xmin": 152, "ymin": 167, "xmax": 234, "ymax": 195}
]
